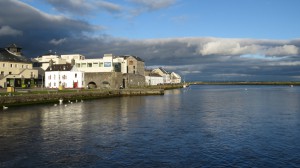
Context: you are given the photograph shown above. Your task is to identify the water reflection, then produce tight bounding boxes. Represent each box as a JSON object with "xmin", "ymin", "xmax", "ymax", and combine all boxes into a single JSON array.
[{"xmin": 1, "ymin": 86, "xmax": 300, "ymax": 167}]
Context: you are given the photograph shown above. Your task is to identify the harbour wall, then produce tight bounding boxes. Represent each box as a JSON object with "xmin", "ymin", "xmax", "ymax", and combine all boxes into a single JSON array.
[{"xmin": 0, "ymin": 89, "xmax": 164, "ymax": 106}]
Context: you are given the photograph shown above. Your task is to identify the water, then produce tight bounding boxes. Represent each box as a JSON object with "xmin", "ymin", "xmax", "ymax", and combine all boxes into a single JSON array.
[{"xmin": 1, "ymin": 85, "xmax": 300, "ymax": 167}]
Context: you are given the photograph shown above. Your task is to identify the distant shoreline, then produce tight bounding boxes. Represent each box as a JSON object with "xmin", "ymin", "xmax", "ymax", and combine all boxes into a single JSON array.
[{"xmin": 189, "ymin": 81, "xmax": 300, "ymax": 85}]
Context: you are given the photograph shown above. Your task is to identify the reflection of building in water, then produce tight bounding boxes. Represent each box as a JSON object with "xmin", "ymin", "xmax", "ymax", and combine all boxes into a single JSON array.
[{"xmin": 40, "ymin": 103, "xmax": 85, "ymax": 143}]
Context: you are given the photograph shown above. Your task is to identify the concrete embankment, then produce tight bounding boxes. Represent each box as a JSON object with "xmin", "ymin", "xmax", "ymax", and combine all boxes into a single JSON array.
[{"xmin": 0, "ymin": 89, "xmax": 164, "ymax": 106}]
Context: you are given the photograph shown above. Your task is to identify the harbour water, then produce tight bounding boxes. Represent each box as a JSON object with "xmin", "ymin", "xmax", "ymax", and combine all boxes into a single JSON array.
[{"xmin": 1, "ymin": 85, "xmax": 300, "ymax": 167}]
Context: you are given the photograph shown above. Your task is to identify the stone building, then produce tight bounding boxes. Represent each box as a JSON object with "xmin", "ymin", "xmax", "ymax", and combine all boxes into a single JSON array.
[
  {"xmin": 114, "ymin": 55, "xmax": 146, "ymax": 88},
  {"xmin": 0, "ymin": 44, "xmax": 38, "ymax": 88}
]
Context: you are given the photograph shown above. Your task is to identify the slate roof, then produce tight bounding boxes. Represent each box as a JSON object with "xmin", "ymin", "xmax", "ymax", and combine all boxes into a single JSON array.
[
  {"xmin": 0, "ymin": 48, "xmax": 31, "ymax": 63},
  {"xmin": 159, "ymin": 67, "xmax": 170, "ymax": 74},
  {"xmin": 119, "ymin": 55, "xmax": 144, "ymax": 62},
  {"xmin": 46, "ymin": 64, "xmax": 73, "ymax": 71}
]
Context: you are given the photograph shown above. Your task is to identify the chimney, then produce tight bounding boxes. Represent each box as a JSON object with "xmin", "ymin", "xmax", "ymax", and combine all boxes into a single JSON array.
[
  {"xmin": 71, "ymin": 58, "xmax": 75, "ymax": 66},
  {"xmin": 49, "ymin": 59, "xmax": 54, "ymax": 67}
]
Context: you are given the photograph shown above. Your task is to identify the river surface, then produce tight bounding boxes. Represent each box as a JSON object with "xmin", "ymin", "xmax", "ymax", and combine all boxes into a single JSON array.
[{"xmin": 1, "ymin": 85, "xmax": 300, "ymax": 167}]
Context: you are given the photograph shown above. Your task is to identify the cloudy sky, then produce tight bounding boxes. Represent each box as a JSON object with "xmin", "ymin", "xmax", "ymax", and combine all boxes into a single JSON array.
[{"xmin": 1, "ymin": 0, "xmax": 300, "ymax": 81}]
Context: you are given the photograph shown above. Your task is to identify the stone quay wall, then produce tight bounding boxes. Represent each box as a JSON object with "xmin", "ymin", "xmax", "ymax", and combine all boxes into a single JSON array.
[{"xmin": 0, "ymin": 89, "xmax": 164, "ymax": 106}]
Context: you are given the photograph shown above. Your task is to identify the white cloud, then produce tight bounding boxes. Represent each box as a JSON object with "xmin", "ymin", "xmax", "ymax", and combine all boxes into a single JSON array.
[
  {"xmin": 49, "ymin": 38, "xmax": 67, "ymax": 45},
  {"xmin": 264, "ymin": 45, "xmax": 298, "ymax": 56},
  {"xmin": 0, "ymin": 26, "xmax": 23, "ymax": 36},
  {"xmin": 268, "ymin": 61, "xmax": 300, "ymax": 66},
  {"xmin": 131, "ymin": 0, "xmax": 176, "ymax": 10},
  {"xmin": 196, "ymin": 38, "xmax": 299, "ymax": 57},
  {"xmin": 46, "ymin": 0, "xmax": 122, "ymax": 15},
  {"xmin": 96, "ymin": 1, "xmax": 122, "ymax": 13}
]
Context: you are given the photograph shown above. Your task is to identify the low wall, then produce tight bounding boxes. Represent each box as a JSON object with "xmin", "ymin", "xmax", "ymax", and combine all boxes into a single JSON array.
[{"xmin": 0, "ymin": 89, "xmax": 164, "ymax": 106}]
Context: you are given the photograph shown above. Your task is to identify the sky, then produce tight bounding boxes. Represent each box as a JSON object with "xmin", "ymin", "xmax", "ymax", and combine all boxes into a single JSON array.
[{"xmin": 1, "ymin": 0, "xmax": 300, "ymax": 81}]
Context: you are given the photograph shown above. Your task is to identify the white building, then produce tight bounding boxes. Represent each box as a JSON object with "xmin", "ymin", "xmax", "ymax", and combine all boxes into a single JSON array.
[
  {"xmin": 74, "ymin": 54, "xmax": 116, "ymax": 73},
  {"xmin": 151, "ymin": 68, "xmax": 182, "ymax": 84},
  {"xmin": 32, "ymin": 51, "xmax": 66, "ymax": 70},
  {"xmin": 170, "ymin": 72, "xmax": 181, "ymax": 83},
  {"xmin": 45, "ymin": 64, "xmax": 84, "ymax": 89},
  {"xmin": 145, "ymin": 74, "xmax": 164, "ymax": 85},
  {"xmin": 61, "ymin": 54, "xmax": 85, "ymax": 63},
  {"xmin": 152, "ymin": 67, "xmax": 171, "ymax": 84}
]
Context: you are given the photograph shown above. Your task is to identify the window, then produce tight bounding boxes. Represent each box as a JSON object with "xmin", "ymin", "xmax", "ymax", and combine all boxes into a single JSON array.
[
  {"xmin": 15, "ymin": 64, "xmax": 17, "ymax": 68},
  {"xmin": 75, "ymin": 73, "xmax": 77, "ymax": 78},
  {"xmin": 99, "ymin": 63, "xmax": 103, "ymax": 67},
  {"xmin": 87, "ymin": 63, "xmax": 92, "ymax": 67},
  {"xmin": 9, "ymin": 72, "xmax": 12, "ymax": 75},
  {"xmin": 54, "ymin": 74, "xmax": 56, "ymax": 80},
  {"xmin": 133, "ymin": 66, "xmax": 136, "ymax": 69},
  {"xmin": 2, "ymin": 63, "xmax": 5, "ymax": 67},
  {"xmin": 1, "ymin": 71, "xmax": 4, "ymax": 75},
  {"xmin": 10, "ymin": 64, "xmax": 13, "ymax": 68},
  {"xmin": 93, "ymin": 62, "xmax": 98, "ymax": 67},
  {"xmin": 129, "ymin": 61, "xmax": 133, "ymax": 65},
  {"xmin": 81, "ymin": 63, "xmax": 86, "ymax": 67}
]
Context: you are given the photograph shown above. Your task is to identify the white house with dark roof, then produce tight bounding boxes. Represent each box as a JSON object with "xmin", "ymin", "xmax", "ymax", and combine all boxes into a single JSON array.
[
  {"xmin": 144, "ymin": 70, "xmax": 164, "ymax": 85},
  {"xmin": 0, "ymin": 44, "xmax": 38, "ymax": 88},
  {"xmin": 152, "ymin": 67, "xmax": 171, "ymax": 84},
  {"xmin": 45, "ymin": 63, "xmax": 84, "ymax": 89},
  {"xmin": 151, "ymin": 67, "xmax": 182, "ymax": 84},
  {"xmin": 170, "ymin": 72, "xmax": 181, "ymax": 84}
]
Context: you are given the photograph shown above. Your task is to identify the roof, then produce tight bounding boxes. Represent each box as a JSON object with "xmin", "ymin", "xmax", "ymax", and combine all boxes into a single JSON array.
[
  {"xmin": 149, "ymin": 73, "xmax": 162, "ymax": 77},
  {"xmin": 158, "ymin": 67, "xmax": 170, "ymax": 74},
  {"xmin": 0, "ymin": 48, "xmax": 31, "ymax": 63},
  {"xmin": 119, "ymin": 55, "xmax": 144, "ymax": 62},
  {"xmin": 46, "ymin": 64, "xmax": 73, "ymax": 71},
  {"xmin": 171, "ymin": 72, "xmax": 181, "ymax": 78}
]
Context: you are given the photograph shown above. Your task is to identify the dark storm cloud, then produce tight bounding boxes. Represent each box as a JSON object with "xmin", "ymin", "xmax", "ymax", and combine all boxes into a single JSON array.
[
  {"xmin": 1, "ymin": 0, "xmax": 300, "ymax": 81},
  {"xmin": 0, "ymin": 0, "xmax": 99, "ymax": 56}
]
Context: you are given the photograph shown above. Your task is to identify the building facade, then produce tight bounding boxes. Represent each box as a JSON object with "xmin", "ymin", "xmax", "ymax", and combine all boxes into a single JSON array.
[
  {"xmin": 170, "ymin": 72, "xmax": 181, "ymax": 83},
  {"xmin": 32, "ymin": 51, "xmax": 67, "ymax": 70},
  {"xmin": 152, "ymin": 67, "xmax": 171, "ymax": 84},
  {"xmin": 45, "ymin": 64, "xmax": 84, "ymax": 89},
  {"xmin": 144, "ymin": 70, "xmax": 163, "ymax": 85},
  {"xmin": 0, "ymin": 44, "xmax": 38, "ymax": 88}
]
